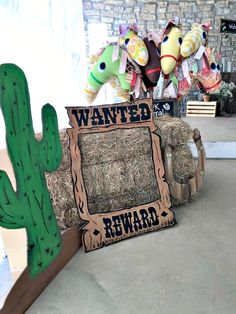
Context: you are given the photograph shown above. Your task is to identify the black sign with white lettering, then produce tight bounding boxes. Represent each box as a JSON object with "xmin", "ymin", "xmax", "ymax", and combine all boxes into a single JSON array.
[
  {"xmin": 153, "ymin": 99, "xmax": 175, "ymax": 117},
  {"xmin": 220, "ymin": 19, "xmax": 236, "ymax": 34}
]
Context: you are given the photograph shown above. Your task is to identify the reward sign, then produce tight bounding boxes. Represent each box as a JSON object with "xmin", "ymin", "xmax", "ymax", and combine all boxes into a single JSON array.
[{"xmin": 67, "ymin": 99, "xmax": 175, "ymax": 252}]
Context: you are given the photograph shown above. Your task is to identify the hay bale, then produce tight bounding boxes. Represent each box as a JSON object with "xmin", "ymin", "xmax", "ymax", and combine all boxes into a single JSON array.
[
  {"xmin": 154, "ymin": 116, "xmax": 196, "ymax": 186},
  {"xmin": 172, "ymin": 145, "xmax": 195, "ymax": 184},
  {"xmin": 45, "ymin": 117, "xmax": 197, "ymax": 229},
  {"xmin": 57, "ymin": 130, "xmax": 71, "ymax": 172},
  {"xmin": 45, "ymin": 168, "xmax": 80, "ymax": 230},
  {"xmin": 154, "ymin": 116, "xmax": 192, "ymax": 147},
  {"xmin": 78, "ymin": 127, "xmax": 159, "ymax": 214},
  {"xmin": 44, "ymin": 130, "xmax": 81, "ymax": 230}
]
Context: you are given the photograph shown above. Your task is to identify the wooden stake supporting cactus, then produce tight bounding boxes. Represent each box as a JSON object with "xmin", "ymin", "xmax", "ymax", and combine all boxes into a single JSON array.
[{"xmin": 0, "ymin": 64, "xmax": 62, "ymax": 277}]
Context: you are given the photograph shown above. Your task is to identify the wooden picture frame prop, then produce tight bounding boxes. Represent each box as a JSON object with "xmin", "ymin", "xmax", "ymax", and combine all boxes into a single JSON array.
[{"xmin": 66, "ymin": 99, "xmax": 176, "ymax": 252}]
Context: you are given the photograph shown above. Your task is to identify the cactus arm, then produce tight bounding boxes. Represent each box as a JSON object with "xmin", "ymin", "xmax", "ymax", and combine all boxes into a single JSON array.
[
  {"xmin": 0, "ymin": 170, "xmax": 24, "ymax": 228},
  {"xmin": 38, "ymin": 104, "xmax": 62, "ymax": 172}
]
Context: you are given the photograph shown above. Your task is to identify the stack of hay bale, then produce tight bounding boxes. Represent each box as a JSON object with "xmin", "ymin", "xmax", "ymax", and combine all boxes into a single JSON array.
[
  {"xmin": 154, "ymin": 117, "xmax": 196, "ymax": 205},
  {"xmin": 45, "ymin": 130, "xmax": 81, "ymax": 230},
  {"xmin": 46, "ymin": 117, "xmax": 197, "ymax": 230},
  {"xmin": 78, "ymin": 128, "xmax": 160, "ymax": 214},
  {"xmin": 154, "ymin": 117, "xmax": 195, "ymax": 184}
]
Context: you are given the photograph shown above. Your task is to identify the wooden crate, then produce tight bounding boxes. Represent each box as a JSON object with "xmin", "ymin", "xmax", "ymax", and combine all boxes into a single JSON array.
[{"xmin": 186, "ymin": 101, "xmax": 217, "ymax": 117}]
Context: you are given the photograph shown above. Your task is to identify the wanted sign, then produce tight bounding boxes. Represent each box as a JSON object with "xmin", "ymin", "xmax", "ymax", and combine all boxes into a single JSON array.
[{"xmin": 66, "ymin": 99, "xmax": 175, "ymax": 252}]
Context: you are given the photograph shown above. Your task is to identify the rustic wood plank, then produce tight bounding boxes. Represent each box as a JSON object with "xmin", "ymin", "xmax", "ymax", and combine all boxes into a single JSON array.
[
  {"xmin": 188, "ymin": 105, "xmax": 215, "ymax": 110},
  {"xmin": 187, "ymin": 101, "xmax": 217, "ymax": 105},
  {"xmin": 187, "ymin": 106, "xmax": 216, "ymax": 109},
  {"xmin": 187, "ymin": 110, "xmax": 216, "ymax": 114},
  {"xmin": 1, "ymin": 226, "xmax": 82, "ymax": 314},
  {"xmin": 182, "ymin": 183, "xmax": 190, "ymax": 200},
  {"xmin": 186, "ymin": 113, "xmax": 216, "ymax": 117},
  {"xmin": 193, "ymin": 128, "xmax": 206, "ymax": 192},
  {"xmin": 189, "ymin": 178, "xmax": 197, "ymax": 197}
]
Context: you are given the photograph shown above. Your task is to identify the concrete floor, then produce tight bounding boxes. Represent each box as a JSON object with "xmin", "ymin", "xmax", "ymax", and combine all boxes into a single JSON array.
[
  {"xmin": 183, "ymin": 115, "xmax": 236, "ymax": 158},
  {"xmin": 26, "ymin": 159, "xmax": 236, "ymax": 314},
  {"xmin": 183, "ymin": 114, "xmax": 236, "ymax": 142},
  {"xmin": 1, "ymin": 116, "xmax": 236, "ymax": 312},
  {"xmin": 0, "ymin": 258, "xmax": 13, "ymax": 309}
]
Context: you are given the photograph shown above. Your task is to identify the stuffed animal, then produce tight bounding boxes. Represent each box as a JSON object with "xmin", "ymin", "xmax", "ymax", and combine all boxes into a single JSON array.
[
  {"xmin": 181, "ymin": 22, "xmax": 210, "ymax": 58},
  {"xmin": 140, "ymin": 37, "xmax": 161, "ymax": 87},
  {"xmin": 193, "ymin": 47, "xmax": 222, "ymax": 93},
  {"xmin": 85, "ymin": 44, "xmax": 138, "ymax": 103},
  {"xmin": 118, "ymin": 23, "xmax": 149, "ymax": 66},
  {"xmin": 160, "ymin": 19, "xmax": 183, "ymax": 75},
  {"xmin": 163, "ymin": 46, "xmax": 221, "ymax": 98}
]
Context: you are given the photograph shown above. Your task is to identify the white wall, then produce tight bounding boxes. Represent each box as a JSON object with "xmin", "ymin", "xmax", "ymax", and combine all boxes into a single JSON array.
[{"xmin": 0, "ymin": 0, "xmax": 87, "ymax": 149}]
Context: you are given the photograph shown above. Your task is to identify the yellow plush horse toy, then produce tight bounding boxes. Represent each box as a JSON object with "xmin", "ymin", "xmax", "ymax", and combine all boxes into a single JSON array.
[
  {"xmin": 160, "ymin": 18, "xmax": 183, "ymax": 75},
  {"xmin": 181, "ymin": 22, "xmax": 211, "ymax": 58}
]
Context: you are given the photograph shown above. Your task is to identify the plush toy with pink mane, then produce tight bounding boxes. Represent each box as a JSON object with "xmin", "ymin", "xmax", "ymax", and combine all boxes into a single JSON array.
[{"xmin": 163, "ymin": 46, "xmax": 222, "ymax": 98}]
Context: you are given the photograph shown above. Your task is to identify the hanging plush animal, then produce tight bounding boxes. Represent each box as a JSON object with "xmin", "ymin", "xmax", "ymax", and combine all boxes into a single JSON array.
[
  {"xmin": 108, "ymin": 75, "xmax": 130, "ymax": 101},
  {"xmin": 118, "ymin": 23, "xmax": 149, "ymax": 66},
  {"xmin": 180, "ymin": 22, "xmax": 211, "ymax": 58},
  {"xmin": 193, "ymin": 47, "xmax": 222, "ymax": 93},
  {"xmin": 84, "ymin": 44, "xmax": 141, "ymax": 103},
  {"xmin": 163, "ymin": 46, "xmax": 221, "ymax": 98},
  {"xmin": 168, "ymin": 54, "xmax": 198, "ymax": 97},
  {"xmin": 140, "ymin": 37, "xmax": 161, "ymax": 88},
  {"xmin": 160, "ymin": 18, "xmax": 183, "ymax": 75}
]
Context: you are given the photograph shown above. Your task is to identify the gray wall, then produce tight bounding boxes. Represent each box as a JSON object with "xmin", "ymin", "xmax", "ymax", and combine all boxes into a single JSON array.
[{"xmin": 82, "ymin": 0, "xmax": 236, "ymax": 72}]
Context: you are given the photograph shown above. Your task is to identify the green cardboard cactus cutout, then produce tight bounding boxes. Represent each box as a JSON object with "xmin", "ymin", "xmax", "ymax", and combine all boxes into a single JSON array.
[{"xmin": 0, "ymin": 64, "xmax": 62, "ymax": 277}]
